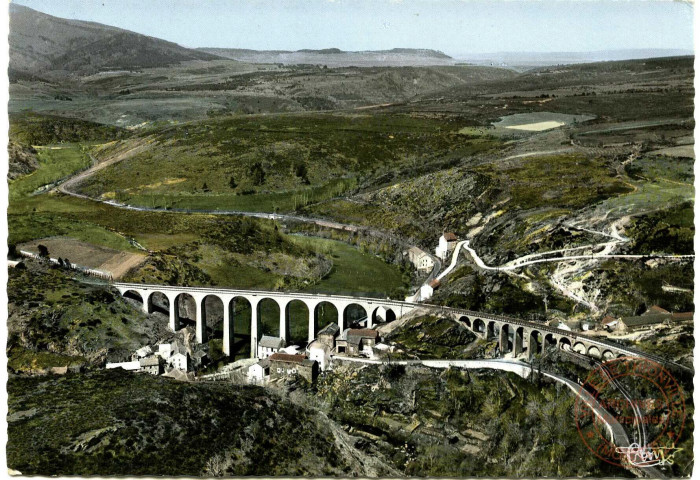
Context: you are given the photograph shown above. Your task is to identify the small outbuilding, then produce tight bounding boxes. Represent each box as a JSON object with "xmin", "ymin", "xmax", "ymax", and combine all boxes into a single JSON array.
[{"xmin": 248, "ymin": 358, "xmax": 271, "ymax": 383}]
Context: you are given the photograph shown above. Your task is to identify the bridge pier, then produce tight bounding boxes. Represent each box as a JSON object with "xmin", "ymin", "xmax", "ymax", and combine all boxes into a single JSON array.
[
  {"xmin": 222, "ymin": 298, "xmax": 233, "ymax": 357},
  {"xmin": 195, "ymin": 296, "xmax": 207, "ymax": 344},
  {"xmin": 278, "ymin": 299, "xmax": 290, "ymax": 343},
  {"xmin": 499, "ymin": 324, "xmax": 508, "ymax": 357},
  {"xmin": 250, "ymin": 298, "xmax": 259, "ymax": 359},
  {"xmin": 167, "ymin": 292, "xmax": 180, "ymax": 331},
  {"xmin": 305, "ymin": 300, "xmax": 319, "ymax": 343},
  {"xmin": 514, "ymin": 328, "xmax": 524, "ymax": 356}
]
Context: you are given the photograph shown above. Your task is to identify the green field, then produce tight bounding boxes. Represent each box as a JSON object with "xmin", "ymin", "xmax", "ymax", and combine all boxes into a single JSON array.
[
  {"xmin": 74, "ymin": 113, "xmax": 500, "ymax": 212},
  {"xmin": 9, "ymin": 144, "xmax": 92, "ymax": 200}
]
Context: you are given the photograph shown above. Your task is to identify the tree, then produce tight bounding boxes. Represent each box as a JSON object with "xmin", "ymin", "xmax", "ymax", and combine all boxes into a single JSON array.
[
  {"xmin": 37, "ymin": 244, "xmax": 49, "ymax": 258},
  {"xmin": 250, "ymin": 162, "xmax": 266, "ymax": 186},
  {"xmin": 295, "ymin": 163, "xmax": 310, "ymax": 184},
  {"xmin": 228, "ymin": 176, "xmax": 237, "ymax": 189},
  {"xmin": 202, "ymin": 182, "xmax": 210, "ymax": 192}
]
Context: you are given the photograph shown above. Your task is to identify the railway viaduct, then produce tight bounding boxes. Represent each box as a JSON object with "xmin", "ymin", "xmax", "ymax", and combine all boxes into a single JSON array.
[{"xmin": 113, "ymin": 282, "xmax": 664, "ymax": 364}]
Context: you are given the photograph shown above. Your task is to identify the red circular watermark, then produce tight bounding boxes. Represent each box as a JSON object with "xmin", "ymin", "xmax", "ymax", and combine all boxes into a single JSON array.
[{"xmin": 574, "ymin": 357, "xmax": 686, "ymax": 469}]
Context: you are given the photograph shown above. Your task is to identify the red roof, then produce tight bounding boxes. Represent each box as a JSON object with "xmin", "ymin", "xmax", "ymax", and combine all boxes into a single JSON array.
[
  {"xmin": 443, "ymin": 232, "xmax": 458, "ymax": 242},
  {"xmin": 347, "ymin": 329, "xmax": 378, "ymax": 339},
  {"xmin": 269, "ymin": 353, "xmax": 307, "ymax": 364},
  {"xmin": 648, "ymin": 305, "xmax": 670, "ymax": 314},
  {"xmin": 602, "ymin": 315, "xmax": 617, "ymax": 325},
  {"xmin": 429, "ymin": 279, "xmax": 441, "ymax": 289},
  {"xmin": 672, "ymin": 312, "xmax": 693, "ymax": 321}
]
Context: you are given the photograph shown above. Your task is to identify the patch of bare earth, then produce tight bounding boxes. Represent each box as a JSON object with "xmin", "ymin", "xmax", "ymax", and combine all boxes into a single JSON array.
[{"xmin": 18, "ymin": 237, "xmax": 146, "ymax": 279}]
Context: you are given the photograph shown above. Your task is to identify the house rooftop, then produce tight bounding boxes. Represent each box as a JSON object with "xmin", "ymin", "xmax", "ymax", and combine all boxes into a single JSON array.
[
  {"xmin": 429, "ymin": 279, "xmax": 441, "ymax": 289},
  {"xmin": 672, "ymin": 312, "xmax": 693, "ymax": 321},
  {"xmin": 620, "ymin": 314, "xmax": 669, "ymax": 327},
  {"xmin": 259, "ymin": 335, "xmax": 285, "ymax": 349},
  {"xmin": 254, "ymin": 358, "xmax": 271, "ymax": 369},
  {"xmin": 318, "ymin": 323, "xmax": 340, "ymax": 337},
  {"xmin": 269, "ymin": 353, "xmax": 307, "ymax": 364},
  {"xmin": 347, "ymin": 329, "xmax": 379, "ymax": 340},
  {"xmin": 645, "ymin": 305, "xmax": 670, "ymax": 315},
  {"xmin": 442, "ymin": 232, "xmax": 458, "ymax": 242},
  {"xmin": 139, "ymin": 356, "xmax": 161, "ymax": 367}
]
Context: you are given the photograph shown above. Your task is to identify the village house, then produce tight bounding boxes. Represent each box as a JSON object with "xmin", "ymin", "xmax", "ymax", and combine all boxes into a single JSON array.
[
  {"xmin": 132, "ymin": 345, "xmax": 153, "ymax": 360},
  {"xmin": 335, "ymin": 328, "xmax": 379, "ymax": 356},
  {"xmin": 601, "ymin": 315, "xmax": 618, "ymax": 331},
  {"xmin": 269, "ymin": 353, "xmax": 319, "ymax": 382},
  {"xmin": 258, "ymin": 335, "xmax": 285, "ymax": 359},
  {"xmin": 139, "ymin": 356, "xmax": 163, "ymax": 375},
  {"xmin": 405, "ymin": 246, "xmax": 435, "ymax": 273},
  {"xmin": 171, "ymin": 344, "xmax": 190, "ymax": 372},
  {"xmin": 248, "ymin": 358, "xmax": 271, "ymax": 383},
  {"xmin": 616, "ymin": 314, "xmax": 670, "ymax": 333},
  {"xmin": 157, "ymin": 341, "xmax": 190, "ymax": 371},
  {"xmin": 435, "ymin": 232, "xmax": 458, "ymax": 261},
  {"xmin": 308, "ymin": 323, "xmax": 339, "ymax": 371}
]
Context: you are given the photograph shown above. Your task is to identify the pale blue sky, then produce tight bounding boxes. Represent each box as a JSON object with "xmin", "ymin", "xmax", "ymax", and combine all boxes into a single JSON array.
[{"xmin": 11, "ymin": 0, "xmax": 694, "ymax": 56}]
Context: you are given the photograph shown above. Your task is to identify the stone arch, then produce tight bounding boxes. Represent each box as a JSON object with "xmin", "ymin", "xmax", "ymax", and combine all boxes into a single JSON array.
[
  {"xmin": 201, "ymin": 294, "xmax": 224, "ymax": 346},
  {"xmin": 573, "ymin": 342, "xmax": 587, "ymax": 354},
  {"xmin": 122, "ymin": 289, "xmax": 144, "ymax": 305},
  {"xmin": 343, "ymin": 303, "xmax": 368, "ymax": 329},
  {"xmin": 174, "ymin": 292, "xmax": 197, "ymax": 329},
  {"xmin": 147, "ymin": 291, "xmax": 170, "ymax": 315},
  {"xmin": 544, "ymin": 333, "xmax": 557, "ymax": 348},
  {"xmin": 588, "ymin": 345, "xmax": 602, "ymax": 359},
  {"xmin": 472, "ymin": 318, "xmax": 485, "ymax": 334},
  {"xmin": 314, "ymin": 301, "xmax": 339, "ymax": 332},
  {"xmin": 230, "ymin": 296, "xmax": 252, "ymax": 359},
  {"xmin": 285, "ymin": 299, "xmax": 310, "ymax": 346},
  {"xmin": 528, "ymin": 330, "xmax": 542, "ymax": 359},
  {"xmin": 487, "ymin": 321, "xmax": 498, "ymax": 340},
  {"xmin": 499, "ymin": 324, "xmax": 514, "ymax": 356},
  {"xmin": 460, "ymin": 316, "xmax": 472, "ymax": 328},
  {"xmin": 602, "ymin": 350, "xmax": 615, "ymax": 360},
  {"xmin": 372, "ymin": 306, "xmax": 396, "ymax": 324},
  {"xmin": 558, "ymin": 337, "xmax": 572, "ymax": 351},
  {"xmin": 514, "ymin": 327, "xmax": 525, "ymax": 356},
  {"xmin": 617, "ymin": 353, "xmax": 626, "ymax": 359},
  {"xmin": 258, "ymin": 298, "xmax": 281, "ymax": 338}
]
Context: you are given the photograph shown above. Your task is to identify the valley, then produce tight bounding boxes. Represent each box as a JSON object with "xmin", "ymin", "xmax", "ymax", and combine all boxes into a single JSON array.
[{"xmin": 5, "ymin": 2, "xmax": 695, "ymax": 478}]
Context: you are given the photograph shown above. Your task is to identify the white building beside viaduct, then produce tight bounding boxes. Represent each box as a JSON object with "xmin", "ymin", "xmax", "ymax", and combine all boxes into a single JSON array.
[{"xmin": 113, "ymin": 282, "xmax": 676, "ymax": 369}]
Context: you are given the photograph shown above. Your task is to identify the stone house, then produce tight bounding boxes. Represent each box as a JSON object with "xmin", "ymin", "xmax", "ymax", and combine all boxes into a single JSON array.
[
  {"xmin": 601, "ymin": 315, "xmax": 618, "ymax": 331},
  {"xmin": 139, "ymin": 356, "xmax": 163, "ymax": 375},
  {"xmin": 317, "ymin": 323, "xmax": 340, "ymax": 348},
  {"xmin": 258, "ymin": 335, "xmax": 285, "ymax": 359},
  {"xmin": 616, "ymin": 314, "xmax": 670, "ymax": 333},
  {"xmin": 435, "ymin": 232, "xmax": 458, "ymax": 261},
  {"xmin": 405, "ymin": 246, "xmax": 435, "ymax": 273},
  {"xmin": 269, "ymin": 353, "xmax": 318, "ymax": 382},
  {"xmin": 248, "ymin": 358, "xmax": 270, "ymax": 383},
  {"xmin": 309, "ymin": 322, "xmax": 340, "ymax": 371},
  {"xmin": 335, "ymin": 328, "xmax": 379, "ymax": 356},
  {"xmin": 132, "ymin": 345, "xmax": 153, "ymax": 360}
]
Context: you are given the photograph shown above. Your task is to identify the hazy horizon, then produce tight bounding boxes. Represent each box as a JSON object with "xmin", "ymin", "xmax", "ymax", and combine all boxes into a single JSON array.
[{"xmin": 10, "ymin": 0, "xmax": 694, "ymax": 58}]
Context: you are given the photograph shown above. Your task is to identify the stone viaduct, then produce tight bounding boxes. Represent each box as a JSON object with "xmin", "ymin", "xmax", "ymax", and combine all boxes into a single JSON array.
[
  {"xmin": 114, "ymin": 282, "xmax": 412, "ymax": 356},
  {"xmin": 113, "ymin": 282, "xmax": 661, "ymax": 364}
]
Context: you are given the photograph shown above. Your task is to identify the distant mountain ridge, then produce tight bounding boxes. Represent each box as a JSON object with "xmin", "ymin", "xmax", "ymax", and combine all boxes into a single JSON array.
[
  {"xmin": 455, "ymin": 49, "xmax": 694, "ymax": 68},
  {"xmin": 198, "ymin": 47, "xmax": 454, "ymax": 67},
  {"xmin": 9, "ymin": 4, "xmax": 218, "ymax": 79}
]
